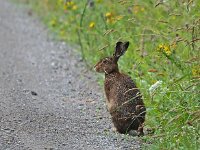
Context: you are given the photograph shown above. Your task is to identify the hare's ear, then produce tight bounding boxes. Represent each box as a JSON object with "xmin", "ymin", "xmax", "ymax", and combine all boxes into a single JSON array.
[
  {"xmin": 123, "ymin": 41, "xmax": 129, "ymax": 51},
  {"xmin": 113, "ymin": 41, "xmax": 129, "ymax": 62}
]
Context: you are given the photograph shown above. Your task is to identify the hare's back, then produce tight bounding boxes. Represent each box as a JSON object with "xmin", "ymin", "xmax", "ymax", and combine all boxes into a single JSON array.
[{"xmin": 115, "ymin": 74, "xmax": 143, "ymax": 105}]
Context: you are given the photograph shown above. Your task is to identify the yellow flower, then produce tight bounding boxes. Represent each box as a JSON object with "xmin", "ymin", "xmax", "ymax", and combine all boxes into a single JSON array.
[
  {"xmin": 163, "ymin": 45, "xmax": 171, "ymax": 55},
  {"xmin": 157, "ymin": 44, "xmax": 172, "ymax": 56},
  {"xmin": 72, "ymin": 5, "xmax": 77, "ymax": 10},
  {"xmin": 64, "ymin": 1, "xmax": 77, "ymax": 11},
  {"xmin": 105, "ymin": 12, "xmax": 123, "ymax": 24},
  {"xmin": 192, "ymin": 66, "xmax": 200, "ymax": 76},
  {"xmin": 66, "ymin": 1, "xmax": 74, "ymax": 6},
  {"xmin": 164, "ymin": 49, "xmax": 172, "ymax": 55},
  {"xmin": 105, "ymin": 12, "xmax": 112, "ymax": 18},
  {"xmin": 89, "ymin": 22, "xmax": 95, "ymax": 28},
  {"xmin": 133, "ymin": 5, "xmax": 145, "ymax": 14},
  {"xmin": 105, "ymin": 12, "xmax": 115, "ymax": 23},
  {"xmin": 157, "ymin": 44, "xmax": 164, "ymax": 51},
  {"xmin": 159, "ymin": 44, "xmax": 163, "ymax": 48}
]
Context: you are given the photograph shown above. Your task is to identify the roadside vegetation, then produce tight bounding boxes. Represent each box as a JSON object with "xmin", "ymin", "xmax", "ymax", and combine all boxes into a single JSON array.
[{"xmin": 15, "ymin": 0, "xmax": 199, "ymax": 149}]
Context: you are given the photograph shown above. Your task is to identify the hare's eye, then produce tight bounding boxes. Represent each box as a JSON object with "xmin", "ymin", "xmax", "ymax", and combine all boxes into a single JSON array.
[{"xmin": 102, "ymin": 60, "xmax": 107, "ymax": 63}]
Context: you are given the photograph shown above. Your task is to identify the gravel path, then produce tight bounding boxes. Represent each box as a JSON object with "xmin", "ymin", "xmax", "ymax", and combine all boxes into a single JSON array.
[{"xmin": 0, "ymin": 0, "xmax": 141, "ymax": 149}]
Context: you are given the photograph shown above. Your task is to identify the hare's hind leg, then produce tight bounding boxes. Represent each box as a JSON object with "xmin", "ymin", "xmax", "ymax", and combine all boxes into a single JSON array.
[{"xmin": 137, "ymin": 123, "xmax": 144, "ymax": 136}]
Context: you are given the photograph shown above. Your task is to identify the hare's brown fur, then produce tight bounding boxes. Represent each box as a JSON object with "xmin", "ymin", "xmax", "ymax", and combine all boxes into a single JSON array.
[{"xmin": 94, "ymin": 42, "xmax": 146, "ymax": 135}]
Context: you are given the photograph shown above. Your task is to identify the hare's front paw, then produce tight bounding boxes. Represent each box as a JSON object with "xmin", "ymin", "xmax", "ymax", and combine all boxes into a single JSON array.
[
  {"xmin": 112, "ymin": 126, "xmax": 117, "ymax": 132},
  {"xmin": 128, "ymin": 130, "xmax": 138, "ymax": 136}
]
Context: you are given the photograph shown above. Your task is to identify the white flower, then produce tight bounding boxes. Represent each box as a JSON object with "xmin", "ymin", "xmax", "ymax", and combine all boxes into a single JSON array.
[{"xmin": 149, "ymin": 80, "xmax": 163, "ymax": 95}]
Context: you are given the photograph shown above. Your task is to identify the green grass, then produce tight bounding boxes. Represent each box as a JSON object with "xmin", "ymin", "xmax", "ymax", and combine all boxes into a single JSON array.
[{"xmin": 15, "ymin": 0, "xmax": 200, "ymax": 149}]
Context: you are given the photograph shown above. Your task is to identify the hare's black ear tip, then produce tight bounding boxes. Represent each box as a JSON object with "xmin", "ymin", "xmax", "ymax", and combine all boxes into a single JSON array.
[
  {"xmin": 124, "ymin": 41, "xmax": 130, "ymax": 48},
  {"xmin": 125, "ymin": 41, "xmax": 130, "ymax": 45}
]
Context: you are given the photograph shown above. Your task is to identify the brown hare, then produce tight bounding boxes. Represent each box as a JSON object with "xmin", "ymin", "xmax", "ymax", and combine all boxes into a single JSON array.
[{"xmin": 94, "ymin": 41, "xmax": 146, "ymax": 136}]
